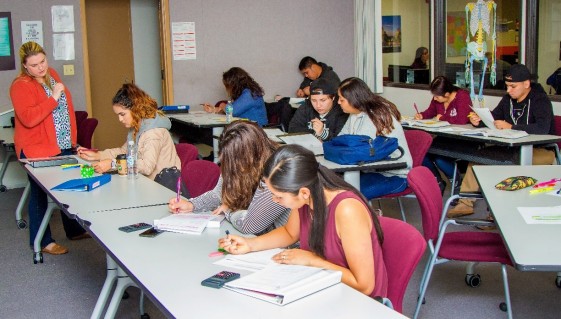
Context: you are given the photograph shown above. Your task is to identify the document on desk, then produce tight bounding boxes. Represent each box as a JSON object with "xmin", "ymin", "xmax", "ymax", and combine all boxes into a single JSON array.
[
  {"xmin": 278, "ymin": 133, "xmax": 323, "ymax": 155},
  {"xmin": 154, "ymin": 213, "xmax": 215, "ymax": 234},
  {"xmin": 224, "ymin": 264, "xmax": 342, "ymax": 306},
  {"xmin": 461, "ymin": 128, "xmax": 529, "ymax": 139},
  {"xmin": 401, "ymin": 119, "xmax": 450, "ymax": 128},
  {"xmin": 263, "ymin": 128, "xmax": 285, "ymax": 142},
  {"xmin": 518, "ymin": 205, "xmax": 561, "ymax": 224},
  {"xmin": 214, "ymin": 248, "xmax": 282, "ymax": 271}
]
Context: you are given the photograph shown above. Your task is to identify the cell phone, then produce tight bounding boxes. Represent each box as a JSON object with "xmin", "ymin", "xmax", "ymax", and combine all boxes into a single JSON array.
[
  {"xmin": 201, "ymin": 271, "xmax": 240, "ymax": 289},
  {"xmin": 118, "ymin": 222, "xmax": 152, "ymax": 233},
  {"xmin": 138, "ymin": 227, "xmax": 164, "ymax": 237}
]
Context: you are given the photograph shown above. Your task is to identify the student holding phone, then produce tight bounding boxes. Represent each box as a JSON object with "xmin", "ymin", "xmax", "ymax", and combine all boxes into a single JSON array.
[{"xmin": 219, "ymin": 144, "xmax": 388, "ymax": 298}]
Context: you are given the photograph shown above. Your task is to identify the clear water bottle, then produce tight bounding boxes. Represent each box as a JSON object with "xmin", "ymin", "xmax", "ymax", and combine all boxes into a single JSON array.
[
  {"xmin": 127, "ymin": 140, "xmax": 138, "ymax": 179},
  {"xmin": 225, "ymin": 101, "xmax": 234, "ymax": 123}
]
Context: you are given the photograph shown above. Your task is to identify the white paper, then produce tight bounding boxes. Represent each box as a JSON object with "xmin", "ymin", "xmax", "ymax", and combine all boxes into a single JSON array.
[
  {"xmin": 21, "ymin": 21, "xmax": 43, "ymax": 47},
  {"xmin": 461, "ymin": 128, "xmax": 528, "ymax": 139},
  {"xmin": 154, "ymin": 213, "xmax": 214, "ymax": 234},
  {"xmin": 472, "ymin": 107, "xmax": 496, "ymax": 129},
  {"xmin": 278, "ymin": 134, "xmax": 323, "ymax": 155},
  {"xmin": 214, "ymin": 248, "xmax": 283, "ymax": 271},
  {"xmin": 263, "ymin": 128, "xmax": 285, "ymax": 142},
  {"xmin": 518, "ymin": 205, "xmax": 561, "ymax": 224},
  {"xmin": 52, "ymin": 33, "xmax": 75, "ymax": 60},
  {"xmin": 51, "ymin": 6, "xmax": 74, "ymax": 32},
  {"xmin": 172, "ymin": 22, "xmax": 196, "ymax": 60},
  {"xmin": 226, "ymin": 264, "xmax": 322, "ymax": 292}
]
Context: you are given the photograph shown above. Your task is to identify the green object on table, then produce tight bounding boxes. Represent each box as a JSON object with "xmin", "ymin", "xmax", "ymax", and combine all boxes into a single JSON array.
[{"xmin": 81, "ymin": 165, "xmax": 95, "ymax": 178}]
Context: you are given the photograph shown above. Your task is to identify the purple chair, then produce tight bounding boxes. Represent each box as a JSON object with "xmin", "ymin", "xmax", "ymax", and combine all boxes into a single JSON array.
[
  {"xmin": 175, "ymin": 143, "xmax": 199, "ymax": 172},
  {"xmin": 77, "ymin": 118, "xmax": 98, "ymax": 149},
  {"xmin": 75, "ymin": 110, "xmax": 88, "ymax": 128},
  {"xmin": 183, "ymin": 160, "xmax": 220, "ymax": 198},
  {"xmin": 374, "ymin": 130, "xmax": 433, "ymax": 221},
  {"xmin": 378, "ymin": 216, "xmax": 426, "ymax": 314},
  {"xmin": 408, "ymin": 166, "xmax": 513, "ymax": 319}
]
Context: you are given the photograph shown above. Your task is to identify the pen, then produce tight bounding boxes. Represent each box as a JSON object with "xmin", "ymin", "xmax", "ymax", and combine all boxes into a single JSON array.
[
  {"xmin": 61, "ymin": 164, "xmax": 82, "ymax": 170},
  {"xmin": 532, "ymin": 215, "xmax": 561, "ymax": 220},
  {"xmin": 80, "ymin": 148, "xmax": 98, "ymax": 152},
  {"xmin": 557, "ymin": 189, "xmax": 561, "ymax": 195},
  {"xmin": 175, "ymin": 176, "xmax": 181, "ymax": 213},
  {"xmin": 413, "ymin": 103, "xmax": 420, "ymax": 114}
]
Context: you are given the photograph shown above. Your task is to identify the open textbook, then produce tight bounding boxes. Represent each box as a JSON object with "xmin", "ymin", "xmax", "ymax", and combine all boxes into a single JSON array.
[
  {"xmin": 401, "ymin": 118, "xmax": 451, "ymax": 128},
  {"xmin": 223, "ymin": 264, "xmax": 342, "ymax": 306},
  {"xmin": 465, "ymin": 108, "xmax": 529, "ymax": 139}
]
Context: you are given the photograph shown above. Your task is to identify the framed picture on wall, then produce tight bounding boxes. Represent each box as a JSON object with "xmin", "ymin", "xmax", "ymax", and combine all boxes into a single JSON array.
[
  {"xmin": 382, "ymin": 15, "xmax": 401, "ymax": 53},
  {"xmin": 0, "ymin": 12, "xmax": 16, "ymax": 71},
  {"xmin": 446, "ymin": 11, "xmax": 467, "ymax": 57}
]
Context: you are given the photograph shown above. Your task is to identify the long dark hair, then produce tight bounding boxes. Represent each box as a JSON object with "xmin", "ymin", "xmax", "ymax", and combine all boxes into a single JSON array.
[
  {"xmin": 430, "ymin": 75, "xmax": 459, "ymax": 96},
  {"xmin": 263, "ymin": 144, "xmax": 383, "ymax": 258},
  {"xmin": 338, "ymin": 77, "xmax": 401, "ymax": 136},
  {"xmin": 219, "ymin": 120, "xmax": 279, "ymax": 211},
  {"xmin": 222, "ymin": 67, "xmax": 264, "ymax": 101}
]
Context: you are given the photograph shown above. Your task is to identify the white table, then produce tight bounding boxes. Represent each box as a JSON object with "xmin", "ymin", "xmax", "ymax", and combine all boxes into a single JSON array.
[
  {"xmin": 473, "ymin": 165, "xmax": 561, "ymax": 271},
  {"xmin": 404, "ymin": 124, "xmax": 561, "ymax": 165},
  {"xmin": 78, "ymin": 205, "xmax": 407, "ymax": 319}
]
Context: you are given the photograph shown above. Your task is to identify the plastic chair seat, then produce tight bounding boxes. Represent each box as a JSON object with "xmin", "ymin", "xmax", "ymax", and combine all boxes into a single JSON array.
[{"xmin": 439, "ymin": 232, "xmax": 513, "ymax": 265}]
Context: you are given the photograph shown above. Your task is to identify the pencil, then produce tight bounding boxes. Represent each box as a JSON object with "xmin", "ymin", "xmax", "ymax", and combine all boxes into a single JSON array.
[{"xmin": 413, "ymin": 103, "xmax": 420, "ymax": 114}]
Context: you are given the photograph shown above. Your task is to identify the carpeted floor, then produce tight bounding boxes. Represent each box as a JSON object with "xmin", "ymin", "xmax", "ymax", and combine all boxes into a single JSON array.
[{"xmin": 0, "ymin": 184, "xmax": 560, "ymax": 319}]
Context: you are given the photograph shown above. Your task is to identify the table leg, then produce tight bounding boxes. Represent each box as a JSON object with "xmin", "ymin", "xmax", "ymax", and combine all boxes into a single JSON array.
[
  {"xmin": 91, "ymin": 255, "xmax": 118, "ymax": 319},
  {"xmin": 32, "ymin": 200, "xmax": 58, "ymax": 264},
  {"xmin": 344, "ymin": 171, "xmax": 360, "ymax": 191},
  {"xmin": 103, "ymin": 266, "xmax": 136, "ymax": 319},
  {"xmin": 212, "ymin": 127, "xmax": 224, "ymax": 163},
  {"xmin": 15, "ymin": 182, "xmax": 30, "ymax": 229},
  {"xmin": 519, "ymin": 145, "xmax": 533, "ymax": 165},
  {"xmin": 0, "ymin": 148, "xmax": 15, "ymax": 192}
]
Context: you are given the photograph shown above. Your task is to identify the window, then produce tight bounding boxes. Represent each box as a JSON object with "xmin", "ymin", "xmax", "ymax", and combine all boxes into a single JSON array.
[
  {"xmin": 537, "ymin": 0, "xmax": 561, "ymax": 97},
  {"xmin": 381, "ymin": 0, "xmax": 430, "ymax": 86}
]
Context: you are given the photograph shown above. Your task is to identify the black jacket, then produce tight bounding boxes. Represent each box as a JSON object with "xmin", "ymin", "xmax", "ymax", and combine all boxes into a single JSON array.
[
  {"xmin": 299, "ymin": 62, "xmax": 341, "ymax": 90},
  {"xmin": 288, "ymin": 100, "xmax": 348, "ymax": 141}
]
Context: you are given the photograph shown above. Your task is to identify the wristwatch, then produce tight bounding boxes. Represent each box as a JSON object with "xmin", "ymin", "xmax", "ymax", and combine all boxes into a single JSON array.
[{"xmin": 111, "ymin": 158, "xmax": 117, "ymax": 170}]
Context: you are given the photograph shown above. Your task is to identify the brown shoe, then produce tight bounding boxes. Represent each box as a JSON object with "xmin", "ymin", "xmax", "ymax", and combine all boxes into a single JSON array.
[
  {"xmin": 70, "ymin": 232, "xmax": 92, "ymax": 240},
  {"xmin": 476, "ymin": 213, "xmax": 497, "ymax": 231},
  {"xmin": 41, "ymin": 243, "xmax": 69, "ymax": 255},
  {"xmin": 447, "ymin": 199, "xmax": 475, "ymax": 218}
]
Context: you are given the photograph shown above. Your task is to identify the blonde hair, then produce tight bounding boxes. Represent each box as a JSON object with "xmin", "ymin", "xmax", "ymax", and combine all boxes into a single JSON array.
[{"xmin": 18, "ymin": 41, "xmax": 52, "ymax": 90}]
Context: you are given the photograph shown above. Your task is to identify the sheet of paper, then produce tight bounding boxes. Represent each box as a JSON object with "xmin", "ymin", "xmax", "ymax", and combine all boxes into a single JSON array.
[
  {"xmin": 263, "ymin": 128, "xmax": 285, "ymax": 142},
  {"xmin": 226, "ymin": 264, "xmax": 322, "ymax": 292},
  {"xmin": 154, "ymin": 213, "xmax": 214, "ymax": 234},
  {"xmin": 472, "ymin": 107, "xmax": 496, "ymax": 129},
  {"xmin": 278, "ymin": 134, "xmax": 323, "ymax": 155},
  {"xmin": 518, "ymin": 205, "xmax": 561, "ymax": 224},
  {"xmin": 214, "ymin": 248, "xmax": 283, "ymax": 271}
]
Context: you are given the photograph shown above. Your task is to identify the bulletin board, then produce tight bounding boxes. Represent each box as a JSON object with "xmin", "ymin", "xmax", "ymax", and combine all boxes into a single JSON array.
[{"xmin": 0, "ymin": 12, "xmax": 15, "ymax": 71}]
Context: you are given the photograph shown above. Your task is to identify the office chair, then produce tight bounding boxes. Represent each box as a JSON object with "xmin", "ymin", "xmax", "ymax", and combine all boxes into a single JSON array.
[
  {"xmin": 183, "ymin": 160, "xmax": 220, "ymax": 197},
  {"xmin": 378, "ymin": 216, "xmax": 426, "ymax": 313},
  {"xmin": 77, "ymin": 118, "xmax": 98, "ymax": 149},
  {"xmin": 175, "ymin": 143, "xmax": 200, "ymax": 172},
  {"xmin": 75, "ymin": 110, "xmax": 88, "ymax": 128},
  {"xmin": 408, "ymin": 166, "xmax": 513, "ymax": 319},
  {"xmin": 544, "ymin": 115, "xmax": 561, "ymax": 165},
  {"xmin": 373, "ymin": 130, "xmax": 432, "ymax": 221}
]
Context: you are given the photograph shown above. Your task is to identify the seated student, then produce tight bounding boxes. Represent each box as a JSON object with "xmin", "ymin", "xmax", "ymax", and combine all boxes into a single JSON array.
[
  {"xmin": 288, "ymin": 78, "xmax": 348, "ymax": 141},
  {"xmin": 546, "ymin": 66, "xmax": 561, "ymax": 94},
  {"xmin": 296, "ymin": 56, "xmax": 341, "ymax": 97},
  {"xmin": 415, "ymin": 75, "xmax": 472, "ymax": 193},
  {"xmin": 450, "ymin": 64, "xmax": 556, "ymax": 217},
  {"xmin": 337, "ymin": 77, "xmax": 412, "ymax": 199},
  {"xmin": 219, "ymin": 144, "xmax": 388, "ymax": 298},
  {"xmin": 168, "ymin": 121, "xmax": 290, "ymax": 235},
  {"xmin": 202, "ymin": 67, "xmax": 268, "ymax": 127},
  {"xmin": 78, "ymin": 83, "xmax": 181, "ymax": 180},
  {"xmin": 410, "ymin": 47, "xmax": 429, "ymax": 69}
]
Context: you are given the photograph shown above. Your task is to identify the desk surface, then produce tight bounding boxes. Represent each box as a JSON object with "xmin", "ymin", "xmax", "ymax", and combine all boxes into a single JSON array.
[
  {"xmin": 473, "ymin": 165, "xmax": 561, "ymax": 271},
  {"xmin": 169, "ymin": 111, "xmax": 240, "ymax": 128},
  {"xmin": 317, "ymin": 155, "xmax": 407, "ymax": 173},
  {"xmin": 78, "ymin": 205, "xmax": 406, "ymax": 319}
]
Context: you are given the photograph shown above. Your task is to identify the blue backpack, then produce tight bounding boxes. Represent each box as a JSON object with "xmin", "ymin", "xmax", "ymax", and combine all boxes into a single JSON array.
[{"xmin": 323, "ymin": 134, "xmax": 403, "ymax": 165}]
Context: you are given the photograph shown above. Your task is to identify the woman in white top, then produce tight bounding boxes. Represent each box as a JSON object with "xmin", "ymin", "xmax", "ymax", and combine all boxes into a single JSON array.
[{"xmin": 337, "ymin": 77, "xmax": 412, "ymax": 199}]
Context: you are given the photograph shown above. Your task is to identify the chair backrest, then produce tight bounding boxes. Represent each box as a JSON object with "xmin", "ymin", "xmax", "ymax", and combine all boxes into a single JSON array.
[
  {"xmin": 554, "ymin": 115, "xmax": 561, "ymax": 149},
  {"xmin": 379, "ymin": 216, "xmax": 426, "ymax": 313},
  {"xmin": 183, "ymin": 160, "xmax": 220, "ymax": 197},
  {"xmin": 175, "ymin": 143, "xmax": 199, "ymax": 172},
  {"xmin": 404, "ymin": 130, "xmax": 433, "ymax": 167},
  {"xmin": 77, "ymin": 118, "xmax": 98, "ymax": 149},
  {"xmin": 75, "ymin": 111, "xmax": 88, "ymax": 128},
  {"xmin": 407, "ymin": 166, "xmax": 443, "ymax": 242}
]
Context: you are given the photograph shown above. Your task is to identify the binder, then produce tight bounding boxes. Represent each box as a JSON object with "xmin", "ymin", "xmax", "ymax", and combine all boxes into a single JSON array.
[
  {"xmin": 26, "ymin": 156, "xmax": 78, "ymax": 168},
  {"xmin": 51, "ymin": 174, "xmax": 111, "ymax": 192},
  {"xmin": 223, "ymin": 264, "xmax": 342, "ymax": 306},
  {"xmin": 159, "ymin": 105, "xmax": 190, "ymax": 113}
]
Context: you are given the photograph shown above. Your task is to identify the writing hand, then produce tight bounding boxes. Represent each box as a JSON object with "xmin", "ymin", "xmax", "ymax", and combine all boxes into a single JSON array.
[
  {"xmin": 435, "ymin": 114, "xmax": 443, "ymax": 121},
  {"xmin": 468, "ymin": 113, "xmax": 481, "ymax": 126},
  {"xmin": 218, "ymin": 234, "xmax": 250, "ymax": 255},
  {"xmin": 414, "ymin": 113, "xmax": 423, "ymax": 120},
  {"xmin": 168, "ymin": 198, "xmax": 193, "ymax": 213},
  {"xmin": 77, "ymin": 149, "xmax": 100, "ymax": 161},
  {"xmin": 202, "ymin": 103, "xmax": 215, "ymax": 113},
  {"xmin": 310, "ymin": 118, "xmax": 325, "ymax": 136}
]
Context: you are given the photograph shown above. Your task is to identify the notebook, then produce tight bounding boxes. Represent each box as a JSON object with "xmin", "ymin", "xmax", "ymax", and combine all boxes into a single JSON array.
[
  {"xmin": 278, "ymin": 133, "xmax": 324, "ymax": 155},
  {"xmin": 26, "ymin": 156, "xmax": 78, "ymax": 168},
  {"xmin": 51, "ymin": 174, "xmax": 111, "ymax": 192}
]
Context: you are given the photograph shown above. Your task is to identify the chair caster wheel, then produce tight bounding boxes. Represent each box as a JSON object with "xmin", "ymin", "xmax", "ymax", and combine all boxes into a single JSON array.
[
  {"xmin": 122, "ymin": 291, "xmax": 130, "ymax": 300},
  {"xmin": 555, "ymin": 276, "xmax": 561, "ymax": 288},
  {"xmin": 140, "ymin": 313, "xmax": 150, "ymax": 319},
  {"xmin": 465, "ymin": 274, "xmax": 481, "ymax": 287},
  {"xmin": 16, "ymin": 219, "xmax": 27, "ymax": 229},
  {"xmin": 0, "ymin": 185, "xmax": 7, "ymax": 192},
  {"xmin": 499, "ymin": 302, "xmax": 508, "ymax": 312}
]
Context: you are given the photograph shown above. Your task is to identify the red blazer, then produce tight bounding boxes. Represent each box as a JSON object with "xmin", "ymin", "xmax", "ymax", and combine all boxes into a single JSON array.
[{"xmin": 10, "ymin": 68, "xmax": 77, "ymax": 158}]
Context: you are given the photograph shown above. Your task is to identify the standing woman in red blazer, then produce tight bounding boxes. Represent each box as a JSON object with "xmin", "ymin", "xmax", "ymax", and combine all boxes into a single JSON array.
[{"xmin": 10, "ymin": 41, "xmax": 88, "ymax": 255}]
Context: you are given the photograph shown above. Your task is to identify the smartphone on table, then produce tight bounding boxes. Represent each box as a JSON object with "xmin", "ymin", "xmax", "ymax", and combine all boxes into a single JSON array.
[{"xmin": 139, "ymin": 227, "xmax": 164, "ymax": 238}]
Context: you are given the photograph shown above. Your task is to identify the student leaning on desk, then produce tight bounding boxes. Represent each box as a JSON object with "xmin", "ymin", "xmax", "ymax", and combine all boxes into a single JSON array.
[
  {"xmin": 78, "ymin": 83, "xmax": 181, "ymax": 180},
  {"xmin": 10, "ymin": 41, "xmax": 88, "ymax": 255},
  {"xmin": 201, "ymin": 67, "xmax": 268, "ymax": 127},
  {"xmin": 168, "ymin": 121, "xmax": 290, "ymax": 235},
  {"xmin": 449, "ymin": 64, "xmax": 556, "ymax": 218},
  {"xmin": 415, "ymin": 76, "xmax": 472, "ymax": 195},
  {"xmin": 219, "ymin": 144, "xmax": 388, "ymax": 298},
  {"xmin": 296, "ymin": 56, "xmax": 341, "ymax": 98}
]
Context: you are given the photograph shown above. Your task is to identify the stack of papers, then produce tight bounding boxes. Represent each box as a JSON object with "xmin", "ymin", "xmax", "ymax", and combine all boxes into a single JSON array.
[
  {"xmin": 154, "ymin": 213, "xmax": 224, "ymax": 234},
  {"xmin": 278, "ymin": 133, "xmax": 323, "ymax": 155},
  {"xmin": 461, "ymin": 128, "xmax": 529, "ymax": 139},
  {"xmin": 214, "ymin": 248, "xmax": 282, "ymax": 271},
  {"xmin": 401, "ymin": 119, "xmax": 451, "ymax": 128}
]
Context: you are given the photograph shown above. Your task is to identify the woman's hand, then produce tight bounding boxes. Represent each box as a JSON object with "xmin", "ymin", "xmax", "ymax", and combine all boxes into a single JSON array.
[
  {"xmin": 218, "ymin": 234, "xmax": 251, "ymax": 255},
  {"xmin": 77, "ymin": 148, "xmax": 100, "ymax": 161},
  {"xmin": 272, "ymin": 248, "xmax": 317, "ymax": 266},
  {"xmin": 414, "ymin": 113, "xmax": 423, "ymax": 120},
  {"xmin": 92, "ymin": 159, "xmax": 111, "ymax": 174},
  {"xmin": 202, "ymin": 103, "xmax": 215, "ymax": 113},
  {"xmin": 168, "ymin": 198, "xmax": 194, "ymax": 213},
  {"xmin": 468, "ymin": 112, "xmax": 481, "ymax": 126},
  {"xmin": 52, "ymin": 83, "xmax": 65, "ymax": 101},
  {"xmin": 435, "ymin": 114, "xmax": 443, "ymax": 121},
  {"xmin": 212, "ymin": 204, "xmax": 229, "ymax": 215}
]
